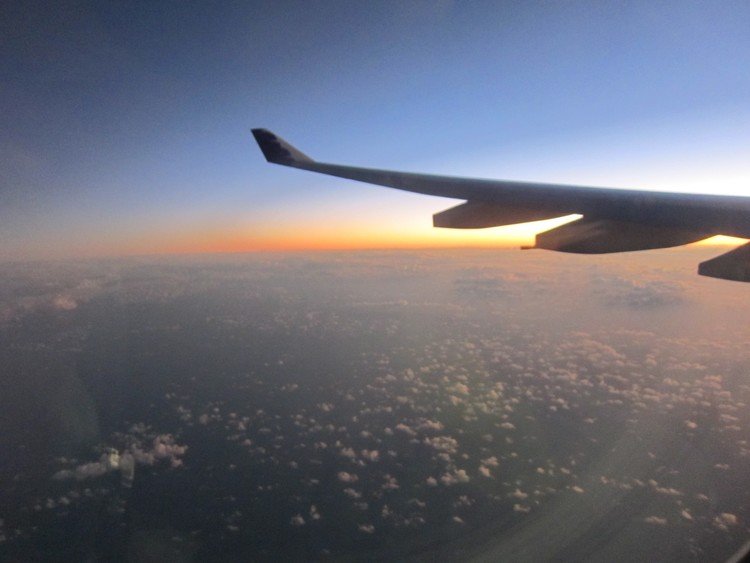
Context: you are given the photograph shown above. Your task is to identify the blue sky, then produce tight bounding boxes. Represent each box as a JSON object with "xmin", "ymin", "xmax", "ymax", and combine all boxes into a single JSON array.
[{"xmin": 2, "ymin": 1, "xmax": 749, "ymax": 259}]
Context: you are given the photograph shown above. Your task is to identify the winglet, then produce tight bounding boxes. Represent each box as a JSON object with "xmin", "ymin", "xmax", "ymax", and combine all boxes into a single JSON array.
[{"xmin": 251, "ymin": 129, "xmax": 313, "ymax": 166}]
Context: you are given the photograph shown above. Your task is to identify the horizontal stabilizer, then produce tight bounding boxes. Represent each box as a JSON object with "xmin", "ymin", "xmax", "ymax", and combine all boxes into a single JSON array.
[
  {"xmin": 433, "ymin": 201, "xmax": 568, "ymax": 229},
  {"xmin": 534, "ymin": 218, "xmax": 709, "ymax": 254},
  {"xmin": 698, "ymin": 242, "xmax": 750, "ymax": 282}
]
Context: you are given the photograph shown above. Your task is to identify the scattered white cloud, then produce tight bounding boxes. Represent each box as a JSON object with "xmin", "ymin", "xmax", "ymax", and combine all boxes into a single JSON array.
[
  {"xmin": 51, "ymin": 432, "xmax": 187, "ymax": 485},
  {"xmin": 440, "ymin": 469, "xmax": 470, "ymax": 486},
  {"xmin": 309, "ymin": 505, "xmax": 321, "ymax": 520},
  {"xmin": 713, "ymin": 513, "xmax": 738, "ymax": 531},
  {"xmin": 644, "ymin": 516, "xmax": 668, "ymax": 526},
  {"xmin": 594, "ymin": 276, "xmax": 685, "ymax": 308},
  {"xmin": 337, "ymin": 471, "xmax": 359, "ymax": 483},
  {"xmin": 508, "ymin": 488, "xmax": 528, "ymax": 500},
  {"xmin": 343, "ymin": 488, "xmax": 362, "ymax": 499},
  {"xmin": 340, "ymin": 447, "xmax": 356, "ymax": 459},
  {"xmin": 395, "ymin": 423, "xmax": 417, "ymax": 437},
  {"xmin": 52, "ymin": 295, "xmax": 78, "ymax": 311},
  {"xmin": 424, "ymin": 436, "xmax": 459, "ymax": 454}
]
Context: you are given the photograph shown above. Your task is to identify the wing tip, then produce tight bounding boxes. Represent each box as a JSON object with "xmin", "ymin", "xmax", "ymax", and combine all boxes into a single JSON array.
[{"xmin": 252, "ymin": 128, "xmax": 313, "ymax": 166}]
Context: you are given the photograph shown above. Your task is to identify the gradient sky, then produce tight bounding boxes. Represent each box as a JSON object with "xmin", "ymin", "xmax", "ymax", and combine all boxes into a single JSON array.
[{"xmin": 2, "ymin": 1, "xmax": 750, "ymax": 260}]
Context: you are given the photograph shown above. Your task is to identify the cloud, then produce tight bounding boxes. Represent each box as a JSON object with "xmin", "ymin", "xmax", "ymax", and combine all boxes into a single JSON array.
[
  {"xmin": 449, "ymin": 383, "xmax": 470, "ymax": 395},
  {"xmin": 594, "ymin": 276, "xmax": 685, "ymax": 308},
  {"xmin": 52, "ymin": 469, "xmax": 75, "ymax": 481},
  {"xmin": 453, "ymin": 276, "xmax": 514, "ymax": 298},
  {"xmin": 337, "ymin": 471, "xmax": 359, "ymax": 483},
  {"xmin": 417, "ymin": 419, "xmax": 444, "ymax": 431},
  {"xmin": 120, "ymin": 452, "xmax": 135, "ymax": 487},
  {"xmin": 51, "ymin": 432, "xmax": 187, "ymax": 484},
  {"xmin": 343, "ymin": 488, "xmax": 362, "ymax": 499},
  {"xmin": 52, "ymin": 295, "xmax": 78, "ymax": 311},
  {"xmin": 74, "ymin": 461, "xmax": 108, "ymax": 480},
  {"xmin": 340, "ymin": 447, "xmax": 356, "ymax": 459},
  {"xmin": 423, "ymin": 436, "xmax": 459, "ymax": 454},
  {"xmin": 713, "ymin": 513, "xmax": 738, "ymax": 531},
  {"xmin": 395, "ymin": 423, "xmax": 417, "ymax": 437},
  {"xmin": 644, "ymin": 516, "xmax": 667, "ymax": 526},
  {"xmin": 22, "ymin": 251, "xmax": 750, "ymax": 554},
  {"xmin": 309, "ymin": 505, "xmax": 321, "ymax": 521},
  {"xmin": 151, "ymin": 434, "xmax": 188, "ymax": 467},
  {"xmin": 382, "ymin": 475, "xmax": 399, "ymax": 490},
  {"xmin": 440, "ymin": 469, "xmax": 470, "ymax": 486},
  {"xmin": 508, "ymin": 488, "xmax": 528, "ymax": 500}
]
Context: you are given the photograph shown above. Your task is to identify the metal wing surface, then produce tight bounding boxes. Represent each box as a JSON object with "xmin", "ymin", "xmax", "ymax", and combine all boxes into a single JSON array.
[{"xmin": 252, "ymin": 128, "xmax": 750, "ymax": 282}]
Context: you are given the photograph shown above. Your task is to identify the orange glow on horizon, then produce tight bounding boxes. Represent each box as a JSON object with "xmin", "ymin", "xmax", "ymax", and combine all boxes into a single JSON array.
[
  {"xmin": 696, "ymin": 235, "xmax": 749, "ymax": 247},
  {"xmin": 121, "ymin": 226, "xmax": 532, "ymax": 256},
  {"xmin": 112, "ymin": 215, "xmax": 587, "ymax": 257},
  {"xmin": 88, "ymin": 215, "xmax": 747, "ymax": 259}
]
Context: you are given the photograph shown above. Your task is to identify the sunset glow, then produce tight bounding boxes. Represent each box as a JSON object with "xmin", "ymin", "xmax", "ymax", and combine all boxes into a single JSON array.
[
  {"xmin": 4, "ymin": 3, "xmax": 750, "ymax": 560},
  {"xmin": 2, "ymin": 3, "xmax": 748, "ymax": 261},
  {"xmin": 106, "ymin": 219, "xmax": 747, "ymax": 258}
]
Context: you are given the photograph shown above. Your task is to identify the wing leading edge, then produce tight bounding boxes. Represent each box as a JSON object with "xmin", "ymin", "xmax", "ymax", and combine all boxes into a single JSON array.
[{"xmin": 251, "ymin": 128, "xmax": 750, "ymax": 282}]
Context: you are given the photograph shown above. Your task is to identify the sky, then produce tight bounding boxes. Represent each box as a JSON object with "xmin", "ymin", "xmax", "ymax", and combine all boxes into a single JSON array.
[{"xmin": 2, "ymin": 0, "xmax": 750, "ymax": 261}]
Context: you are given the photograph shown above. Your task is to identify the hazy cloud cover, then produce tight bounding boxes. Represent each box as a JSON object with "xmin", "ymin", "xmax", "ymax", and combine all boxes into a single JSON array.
[
  {"xmin": 1, "ymin": 248, "xmax": 749, "ymax": 561},
  {"xmin": 592, "ymin": 276, "xmax": 686, "ymax": 308}
]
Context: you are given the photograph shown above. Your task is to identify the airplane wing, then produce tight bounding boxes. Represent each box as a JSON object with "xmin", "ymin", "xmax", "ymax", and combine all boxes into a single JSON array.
[{"xmin": 252, "ymin": 128, "xmax": 750, "ymax": 282}]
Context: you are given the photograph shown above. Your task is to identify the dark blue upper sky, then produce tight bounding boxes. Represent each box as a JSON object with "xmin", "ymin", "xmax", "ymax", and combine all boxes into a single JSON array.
[{"xmin": 2, "ymin": 1, "xmax": 749, "ymax": 259}]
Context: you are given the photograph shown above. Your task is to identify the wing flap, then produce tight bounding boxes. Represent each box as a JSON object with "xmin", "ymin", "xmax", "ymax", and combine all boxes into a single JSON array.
[
  {"xmin": 698, "ymin": 242, "xmax": 750, "ymax": 282},
  {"xmin": 433, "ymin": 201, "xmax": 571, "ymax": 229},
  {"xmin": 533, "ymin": 218, "xmax": 710, "ymax": 254}
]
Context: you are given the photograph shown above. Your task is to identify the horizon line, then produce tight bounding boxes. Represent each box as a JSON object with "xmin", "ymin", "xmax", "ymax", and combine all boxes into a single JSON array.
[{"xmin": 1, "ymin": 238, "xmax": 743, "ymax": 265}]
